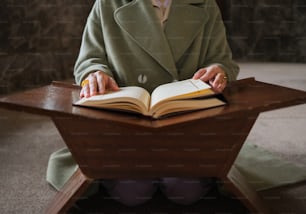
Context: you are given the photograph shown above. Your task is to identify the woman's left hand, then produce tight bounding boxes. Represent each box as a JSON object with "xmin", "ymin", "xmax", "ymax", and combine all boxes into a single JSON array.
[{"xmin": 192, "ymin": 65, "xmax": 228, "ymax": 93}]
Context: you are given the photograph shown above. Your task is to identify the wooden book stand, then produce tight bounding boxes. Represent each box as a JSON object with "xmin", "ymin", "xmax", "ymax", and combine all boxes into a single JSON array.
[{"xmin": 1, "ymin": 78, "xmax": 306, "ymax": 213}]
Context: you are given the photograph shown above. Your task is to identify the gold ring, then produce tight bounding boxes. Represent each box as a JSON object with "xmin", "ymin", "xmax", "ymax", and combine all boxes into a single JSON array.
[{"xmin": 81, "ymin": 79, "xmax": 89, "ymax": 87}]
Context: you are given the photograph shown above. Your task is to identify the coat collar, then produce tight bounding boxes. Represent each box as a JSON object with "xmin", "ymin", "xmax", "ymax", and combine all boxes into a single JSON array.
[
  {"xmin": 114, "ymin": 0, "xmax": 207, "ymax": 79},
  {"xmin": 165, "ymin": 0, "xmax": 208, "ymax": 62}
]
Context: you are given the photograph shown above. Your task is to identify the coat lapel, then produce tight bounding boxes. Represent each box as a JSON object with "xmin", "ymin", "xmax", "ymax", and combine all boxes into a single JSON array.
[
  {"xmin": 165, "ymin": 0, "xmax": 208, "ymax": 62},
  {"xmin": 114, "ymin": 0, "xmax": 178, "ymax": 79},
  {"xmin": 114, "ymin": 0, "xmax": 208, "ymax": 78}
]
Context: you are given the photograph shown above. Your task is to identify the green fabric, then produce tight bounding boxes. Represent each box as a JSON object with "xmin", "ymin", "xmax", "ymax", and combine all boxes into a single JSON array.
[
  {"xmin": 46, "ymin": 148, "xmax": 99, "ymax": 197},
  {"xmin": 46, "ymin": 147, "xmax": 78, "ymax": 191},
  {"xmin": 234, "ymin": 143, "xmax": 306, "ymax": 191}
]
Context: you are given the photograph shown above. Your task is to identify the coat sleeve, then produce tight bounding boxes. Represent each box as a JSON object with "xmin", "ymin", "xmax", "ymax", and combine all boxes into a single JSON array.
[
  {"xmin": 74, "ymin": 0, "xmax": 113, "ymax": 85},
  {"xmin": 201, "ymin": 0, "xmax": 239, "ymax": 81}
]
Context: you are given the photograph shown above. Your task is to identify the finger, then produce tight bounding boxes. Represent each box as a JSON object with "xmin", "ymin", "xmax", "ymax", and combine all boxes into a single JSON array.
[
  {"xmin": 217, "ymin": 82, "xmax": 226, "ymax": 93},
  {"xmin": 212, "ymin": 72, "xmax": 224, "ymax": 88},
  {"xmin": 192, "ymin": 68, "xmax": 207, "ymax": 80},
  {"xmin": 80, "ymin": 88, "xmax": 84, "ymax": 98},
  {"xmin": 205, "ymin": 65, "xmax": 225, "ymax": 86},
  {"xmin": 88, "ymin": 74, "xmax": 98, "ymax": 96},
  {"xmin": 211, "ymin": 82, "xmax": 223, "ymax": 93},
  {"xmin": 82, "ymin": 83, "xmax": 91, "ymax": 98},
  {"xmin": 108, "ymin": 77, "xmax": 119, "ymax": 91},
  {"xmin": 96, "ymin": 71, "xmax": 107, "ymax": 94},
  {"xmin": 200, "ymin": 67, "xmax": 219, "ymax": 83},
  {"xmin": 214, "ymin": 85, "xmax": 223, "ymax": 93},
  {"xmin": 213, "ymin": 73, "xmax": 227, "ymax": 92}
]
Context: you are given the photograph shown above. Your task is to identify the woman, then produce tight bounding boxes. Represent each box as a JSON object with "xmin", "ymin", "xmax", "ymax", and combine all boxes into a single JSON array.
[{"xmin": 47, "ymin": 0, "xmax": 239, "ymax": 207}]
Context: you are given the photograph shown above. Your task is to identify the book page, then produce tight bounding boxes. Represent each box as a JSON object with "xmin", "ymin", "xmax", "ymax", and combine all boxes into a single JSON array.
[
  {"xmin": 152, "ymin": 98, "xmax": 226, "ymax": 119},
  {"xmin": 150, "ymin": 79, "xmax": 213, "ymax": 109},
  {"xmin": 75, "ymin": 86, "xmax": 151, "ymax": 114}
]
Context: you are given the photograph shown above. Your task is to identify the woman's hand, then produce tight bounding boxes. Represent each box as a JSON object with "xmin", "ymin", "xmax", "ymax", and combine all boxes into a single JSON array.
[
  {"xmin": 80, "ymin": 71, "xmax": 119, "ymax": 98},
  {"xmin": 192, "ymin": 65, "xmax": 228, "ymax": 93}
]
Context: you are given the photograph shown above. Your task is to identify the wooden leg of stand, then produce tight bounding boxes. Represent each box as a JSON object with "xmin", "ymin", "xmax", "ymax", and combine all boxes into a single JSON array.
[
  {"xmin": 222, "ymin": 166, "xmax": 271, "ymax": 214},
  {"xmin": 46, "ymin": 168, "xmax": 93, "ymax": 214}
]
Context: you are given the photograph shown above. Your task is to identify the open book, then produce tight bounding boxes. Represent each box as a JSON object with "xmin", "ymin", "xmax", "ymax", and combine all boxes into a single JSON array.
[{"xmin": 74, "ymin": 79, "xmax": 226, "ymax": 119}]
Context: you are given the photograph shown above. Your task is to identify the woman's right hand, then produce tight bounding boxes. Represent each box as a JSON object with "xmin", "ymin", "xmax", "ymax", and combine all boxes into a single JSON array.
[{"xmin": 80, "ymin": 70, "xmax": 119, "ymax": 98}]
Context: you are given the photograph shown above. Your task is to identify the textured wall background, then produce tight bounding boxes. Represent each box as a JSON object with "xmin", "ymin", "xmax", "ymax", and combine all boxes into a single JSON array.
[
  {"xmin": 0, "ymin": 0, "xmax": 305, "ymax": 94},
  {"xmin": 0, "ymin": 0, "xmax": 93, "ymax": 94},
  {"xmin": 226, "ymin": 0, "xmax": 306, "ymax": 62}
]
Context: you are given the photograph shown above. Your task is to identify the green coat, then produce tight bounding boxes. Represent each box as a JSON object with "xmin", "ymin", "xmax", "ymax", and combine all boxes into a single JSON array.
[
  {"xmin": 47, "ymin": 0, "xmax": 239, "ymax": 190},
  {"xmin": 74, "ymin": 0, "xmax": 239, "ymax": 92}
]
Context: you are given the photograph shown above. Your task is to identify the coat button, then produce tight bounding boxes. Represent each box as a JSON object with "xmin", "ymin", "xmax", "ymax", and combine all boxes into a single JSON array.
[{"xmin": 138, "ymin": 74, "xmax": 148, "ymax": 84}]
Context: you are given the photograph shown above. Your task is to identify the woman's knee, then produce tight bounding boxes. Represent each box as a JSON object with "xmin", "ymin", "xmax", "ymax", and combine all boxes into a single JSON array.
[
  {"xmin": 160, "ymin": 177, "xmax": 214, "ymax": 205},
  {"xmin": 102, "ymin": 179, "xmax": 157, "ymax": 206}
]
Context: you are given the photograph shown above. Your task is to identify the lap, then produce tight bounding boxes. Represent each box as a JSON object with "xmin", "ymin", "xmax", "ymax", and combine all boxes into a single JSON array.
[{"xmin": 101, "ymin": 177, "xmax": 214, "ymax": 206}]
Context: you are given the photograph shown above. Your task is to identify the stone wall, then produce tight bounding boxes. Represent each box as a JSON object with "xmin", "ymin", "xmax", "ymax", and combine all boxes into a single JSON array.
[
  {"xmin": 0, "ymin": 0, "xmax": 305, "ymax": 94},
  {"xmin": 0, "ymin": 0, "xmax": 93, "ymax": 94},
  {"xmin": 226, "ymin": 0, "xmax": 306, "ymax": 62}
]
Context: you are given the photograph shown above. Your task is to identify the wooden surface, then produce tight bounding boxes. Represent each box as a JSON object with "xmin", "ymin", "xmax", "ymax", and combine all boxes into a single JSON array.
[
  {"xmin": 1, "ymin": 78, "xmax": 306, "ymax": 128},
  {"xmin": 223, "ymin": 166, "xmax": 271, "ymax": 214},
  {"xmin": 45, "ymin": 168, "xmax": 93, "ymax": 214},
  {"xmin": 1, "ymin": 78, "xmax": 306, "ymax": 213},
  {"xmin": 52, "ymin": 111, "xmax": 258, "ymax": 180}
]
